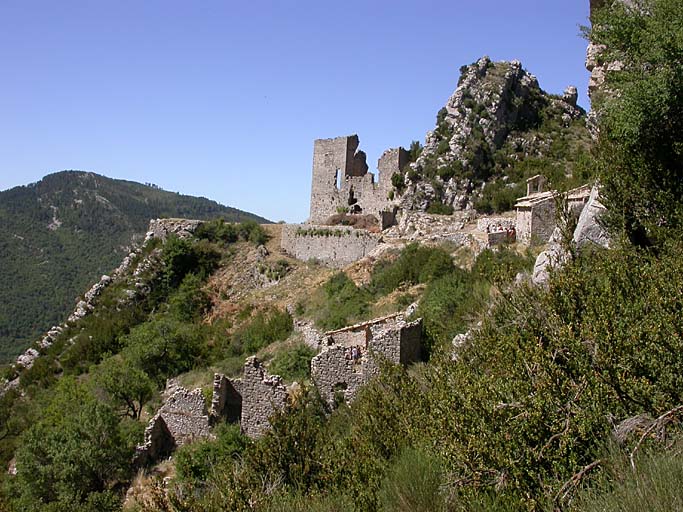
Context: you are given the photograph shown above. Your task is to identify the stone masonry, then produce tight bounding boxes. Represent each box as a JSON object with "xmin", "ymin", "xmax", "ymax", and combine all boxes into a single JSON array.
[
  {"xmin": 211, "ymin": 357, "xmax": 290, "ymax": 439},
  {"xmin": 309, "ymin": 135, "xmax": 406, "ymax": 225},
  {"xmin": 280, "ymin": 224, "xmax": 381, "ymax": 268},
  {"xmin": 135, "ymin": 385, "xmax": 212, "ymax": 466},
  {"xmin": 312, "ymin": 313, "xmax": 422, "ymax": 407}
]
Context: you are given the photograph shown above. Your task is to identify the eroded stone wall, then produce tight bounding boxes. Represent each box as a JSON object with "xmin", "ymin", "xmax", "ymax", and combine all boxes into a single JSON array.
[
  {"xmin": 308, "ymin": 135, "xmax": 405, "ymax": 225},
  {"xmin": 211, "ymin": 374, "xmax": 242, "ymax": 424},
  {"xmin": 157, "ymin": 388, "xmax": 212, "ymax": 445},
  {"xmin": 240, "ymin": 356, "xmax": 289, "ymax": 438},
  {"xmin": 280, "ymin": 224, "xmax": 380, "ymax": 267},
  {"xmin": 312, "ymin": 314, "xmax": 423, "ymax": 407}
]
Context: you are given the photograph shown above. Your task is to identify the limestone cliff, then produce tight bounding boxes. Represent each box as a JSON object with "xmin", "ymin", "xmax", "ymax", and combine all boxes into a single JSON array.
[{"xmin": 398, "ymin": 56, "xmax": 589, "ymax": 213}]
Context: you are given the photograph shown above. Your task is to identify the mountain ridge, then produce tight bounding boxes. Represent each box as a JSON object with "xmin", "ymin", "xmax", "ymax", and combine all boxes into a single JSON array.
[{"xmin": 0, "ymin": 170, "xmax": 269, "ymax": 361}]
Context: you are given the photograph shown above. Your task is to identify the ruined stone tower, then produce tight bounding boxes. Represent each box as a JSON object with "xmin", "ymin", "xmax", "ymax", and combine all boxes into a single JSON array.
[{"xmin": 308, "ymin": 134, "xmax": 407, "ymax": 227}]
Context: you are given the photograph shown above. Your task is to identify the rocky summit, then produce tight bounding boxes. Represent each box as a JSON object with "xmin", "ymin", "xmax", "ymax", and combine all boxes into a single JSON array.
[{"xmin": 399, "ymin": 56, "xmax": 588, "ymax": 213}]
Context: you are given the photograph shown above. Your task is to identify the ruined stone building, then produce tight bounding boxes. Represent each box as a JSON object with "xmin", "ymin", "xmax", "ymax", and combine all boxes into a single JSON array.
[
  {"xmin": 515, "ymin": 175, "xmax": 591, "ymax": 245},
  {"xmin": 311, "ymin": 313, "xmax": 422, "ymax": 407},
  {"xmin": 309, "ymin": 135, "xmax": 407, "ymax": 229},
  {"xmin": 211, "ymin": 356, "xmax": 289, "ymax": 439}
]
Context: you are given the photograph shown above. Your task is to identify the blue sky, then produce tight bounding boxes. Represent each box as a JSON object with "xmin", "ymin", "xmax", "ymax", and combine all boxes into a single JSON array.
[{"xmin": 0, "ymin": 0, "xmax": 592, "ymax": 222}]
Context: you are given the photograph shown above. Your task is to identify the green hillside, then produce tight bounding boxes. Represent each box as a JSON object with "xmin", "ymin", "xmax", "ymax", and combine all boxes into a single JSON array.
[{"xmin": 0, "ymin": 170, "xmax": 269, "ymax": 362}]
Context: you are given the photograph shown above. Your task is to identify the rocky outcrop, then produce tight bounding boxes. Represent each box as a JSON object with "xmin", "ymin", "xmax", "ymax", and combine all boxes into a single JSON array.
[
  {"xmin": 531, "ymin": 228, "xmax": 570, "ymax": 286},
  {"xmin": 145, "ymin": 218, "xmax": 203, "ymax": 242},
  {"xmin": 532, "ymin": 186, "xmax": 611, "ymax": 285},
  {"xmin": 573, "ymin": 186, "xmax": 610, "ymax": 250},
  {"xmin": 399, "ymin": 56, "xmax": 585, "ymax": 212}
]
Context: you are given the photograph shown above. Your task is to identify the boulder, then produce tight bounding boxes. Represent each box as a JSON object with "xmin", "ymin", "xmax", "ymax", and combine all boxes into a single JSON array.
[{"xmin": 573, "ymin": 185, "xmax": 610, "ymax": 249}]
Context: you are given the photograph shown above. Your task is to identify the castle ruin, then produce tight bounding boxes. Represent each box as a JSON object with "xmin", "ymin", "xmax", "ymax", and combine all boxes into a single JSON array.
[{"xmin": 309, "ymin": 135, "xmax": 407, "ymax": 229}]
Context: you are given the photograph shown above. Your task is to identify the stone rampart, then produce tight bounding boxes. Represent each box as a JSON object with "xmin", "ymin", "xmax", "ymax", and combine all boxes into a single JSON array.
[{"xmin": 281, "ymin": 224, "xmax": 380, "ymax": 268}]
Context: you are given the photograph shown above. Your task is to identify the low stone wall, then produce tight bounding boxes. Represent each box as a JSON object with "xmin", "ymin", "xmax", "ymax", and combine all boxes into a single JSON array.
[
  {"xmin": 487, "ymin": 230, "xmax": 516, "ymax": 246},
  {"xmin": 477, "ymin": 217, "xmax": 516, "ymax": 232},
  {"xmin": 281, "ymin": 224, "xmax": 380, "ymax": 268}
]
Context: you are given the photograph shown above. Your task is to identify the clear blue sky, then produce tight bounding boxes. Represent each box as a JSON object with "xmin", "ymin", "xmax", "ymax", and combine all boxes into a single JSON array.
[{"xmin": 0, "ymin": 0, "xmax": 591, "ymax": 222}]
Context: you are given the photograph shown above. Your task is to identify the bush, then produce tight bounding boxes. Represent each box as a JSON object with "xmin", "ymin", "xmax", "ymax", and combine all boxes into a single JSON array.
[
  {"xmin": 315, "ymin": 273, "xmax": 371, "ymax": 331},
  {"xmin": 231, "ymin": 308, "xmax": 293, "ymax": 354},
  {"xmin": 162, "ymin": 235, "xmax": 220, "ymax": 288},
  {"xmin": 426, "ymin": 201, "xmax": 454, "ymax": 215},
  {"xmin": 391, "ymin": 172, "xmax": 406, "ymax": 193},
  {"xmin": 417, "ymin": 269, "xmax": 488, "ymax": 353},
  {"xmin": 370, "ymin": 244, "xmax": 454, "ymax": 295},
  {"xmin": 378, "ymin": 447, "xmax": 446, "ymax": 512},
  {"xmin": 268, "ymin": 344, "xmax": 316, "ymax": 382},
  {"xmin": 174, "ymin": 423, "xmax": 247, "ymax": 486},
  {"xmin": 573, "ymin": 445, "xmax": 683, "ymax": 512},
  {"xmin": 472, "ymin": 247, "xmax": 534, "ymax": 286},
  {"xmin": 8, "ymin": 378, "xmax": 135, "ymax": 511}
]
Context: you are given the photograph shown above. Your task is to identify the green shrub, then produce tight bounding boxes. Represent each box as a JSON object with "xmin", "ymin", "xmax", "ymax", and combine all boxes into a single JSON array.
[
  {"xmin": 174, "ymin": 423, "xmax": 247, "ymax": 486},
  {"xmin": 315, "ymin": 273, "xmax": 371, "ymax": 331},
  {"xmin": 426, "ymin": 201, "xmax": 454, "ymax": 215},
  {"xmin": 168, "ymin": 272, "xmax": 212, "ymax": 322},
  {"xmin": 162, "ymin": 235, "xmax": 221, "ymax": 288},
  {"xmin": 371, "ymin": 244, "xmax": 453, "ymax": 295},
  {"xmin": 265, "ymin": 492, "xmax": 355, "ymax": 512},
  {"xmin": 472, "ymin": 247, "xmax": 534, "ymax": 286},
  {"xmin": 573, "ymin": 445, "xmax": 683, "ymax": 512},
  {"xmin": 8, "ymin": 378, "xmax": 136, "ymax": 511},
  {"xmin": 231, "ymin": 308, "xmax": 293, "ymax": 354},
  {"xmin": 378, "ymin": 446, "xmax": 446, "ymax": 512},
  {"xmin": 391, "ymin": 172, "xmax": 406, "ymax": 193},
  {"xmin": 268, "ymin": 344, "xmax": 316, "ymax": 382},
  {"xmin": 417, "ymin": 269, "xmax": 488, "ymax": 353},
  {"xmin": 122, "ymin": 317, "xmax": 207, "ymax": 385}
]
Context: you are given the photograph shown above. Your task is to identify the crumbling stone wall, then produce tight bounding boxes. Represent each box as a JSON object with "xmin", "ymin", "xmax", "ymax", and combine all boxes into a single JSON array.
[
  {"xmin": 135, "ymin": 386, "xmax": 210, "ymax": 466},
  {"xmin": 487, "ymin": 230, "xmax": 516, "ymax": 246},
  {"xmin": 308, "ymin": 135, "xmax": 406, "ymax": 225},
  {"xmin": 280, "ymin": 224, "xmax": 380, "ymax": 268},
  {"xmin": 240, "ymin": 356, "xmax": 289, "ymax": 438},
  {"xmin": 145, "ymin": 218, "xmax": 203, "ymax": 242},
  {"xmin": 134, "ymin": 414, "xmax": 176, "ymax": 467},
  {"xmin": 312, "ymin": 314, "xmax": 423, "ymax": 407},
  {"xmin": 211, "ymin": 374, "xmax": 242, "ymax": 424},
  {"xmin": 157, "ymin": 388, "xmax": 212, "ymax": 445}
]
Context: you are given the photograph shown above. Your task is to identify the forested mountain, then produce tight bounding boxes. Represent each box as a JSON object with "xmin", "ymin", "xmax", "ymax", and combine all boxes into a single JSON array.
[{"xmin": 0, "ymin": 170, "xmax": 268, "ymax": 361}]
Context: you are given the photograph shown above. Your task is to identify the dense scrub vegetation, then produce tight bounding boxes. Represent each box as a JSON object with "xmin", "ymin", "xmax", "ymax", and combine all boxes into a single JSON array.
[
  {"xmin": 0, "ymin": 221, "xmax": 287, "ymax": 511},
  {"xmin": 0, "ymin": 171, "xmax": 268, "ymax": 362}
]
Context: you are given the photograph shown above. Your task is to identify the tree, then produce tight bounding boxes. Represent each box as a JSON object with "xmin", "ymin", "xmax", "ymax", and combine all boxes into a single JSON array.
[
  {"xmin": 589, "ymin": 0, "xmax": 683, "ymax": 247},
  {"xmin": 93, "ymin": 356, "xmax": 154, "ymax": 419},
  {"xmin": 9, "ymin": 378, "xmax": 134, "ymax": 510}
]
